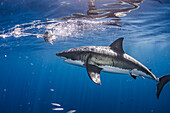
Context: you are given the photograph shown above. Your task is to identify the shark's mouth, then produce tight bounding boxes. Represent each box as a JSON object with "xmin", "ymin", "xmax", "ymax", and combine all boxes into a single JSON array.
[{"xmin": 64, "ymin": 59, "xmax": 84, "ymax": 66}]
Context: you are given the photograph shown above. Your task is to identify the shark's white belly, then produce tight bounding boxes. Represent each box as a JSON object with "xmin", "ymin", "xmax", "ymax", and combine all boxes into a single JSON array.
[{"xmin": 99, "ymin": 65, "xmax": 130, "ymax": 74}]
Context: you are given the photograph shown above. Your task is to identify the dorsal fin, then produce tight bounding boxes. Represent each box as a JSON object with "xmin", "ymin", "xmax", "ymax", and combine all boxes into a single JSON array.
[{"xmin": 109, "ymin": 37, "xmax": 124, "ymax": 53}]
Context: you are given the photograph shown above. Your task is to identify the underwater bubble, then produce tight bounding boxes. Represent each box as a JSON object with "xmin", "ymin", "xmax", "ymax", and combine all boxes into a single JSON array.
[
  {"xmin": 30, "ymin": 63, "xmax": 34, "ymax": 66},
  {"xmin": 150, "ymin": 109, "xmax": 154, "ymax": 112},
  {"xmin": 4, "ymin": 89, "xmax": 7, "ymax": 92},
  {"xmin": 19, "ymin": 104, "xmax": 23, "ymax": 107},
  {"xmin": 50, "ymin": 89, "xmax": 54, "ymax": 92}
]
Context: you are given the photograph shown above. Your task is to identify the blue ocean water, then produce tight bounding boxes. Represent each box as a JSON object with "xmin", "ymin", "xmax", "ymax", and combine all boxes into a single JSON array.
[{"xmin": 0, "ymin": 0, "xmax": 170, "ymax": 113}]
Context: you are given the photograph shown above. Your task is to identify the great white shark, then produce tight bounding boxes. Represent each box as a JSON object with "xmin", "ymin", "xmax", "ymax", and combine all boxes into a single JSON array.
[{"xmin": 56, "ymin": 37, "xmax": 170, "ymax": 99}]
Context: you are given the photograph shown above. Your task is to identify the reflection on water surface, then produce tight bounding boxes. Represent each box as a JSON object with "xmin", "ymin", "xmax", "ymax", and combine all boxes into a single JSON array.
[{"xmin": 0, "ymin": 0, "xmax": 144, "ymax": 43}]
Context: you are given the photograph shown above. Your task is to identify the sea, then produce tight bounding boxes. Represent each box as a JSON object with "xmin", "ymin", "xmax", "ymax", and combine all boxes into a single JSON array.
[{"xmin": 0, "ymin": 0, "xmax": 170, "ymax": 113}]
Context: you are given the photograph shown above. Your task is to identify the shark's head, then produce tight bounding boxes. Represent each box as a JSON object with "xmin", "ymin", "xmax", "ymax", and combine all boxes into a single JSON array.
[
  {"xmin": 56, "ymin": 49, "xmax": 80, "ymax": 61},
  {"xmin": 56, "ymin": 51, "xmax": 68, "ymax": 59}
]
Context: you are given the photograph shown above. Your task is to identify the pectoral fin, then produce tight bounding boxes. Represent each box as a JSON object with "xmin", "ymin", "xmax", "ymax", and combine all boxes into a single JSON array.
[
  {"xmin": 85, "ymin": 55, "xmax": 102, "ymax": 85},
  {"xmin": 130, "ymin": 73, "xmax": 136, "ymax": 79},
  {"xmin": 86, "ymin": 64, "xmax": 102, "ymax": 85}
]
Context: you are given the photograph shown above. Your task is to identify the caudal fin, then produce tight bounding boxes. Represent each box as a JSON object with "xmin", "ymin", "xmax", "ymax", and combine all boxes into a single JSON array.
[{"xmin": 157, "ymin": 75, "xmax": 170, "ymax": 99}]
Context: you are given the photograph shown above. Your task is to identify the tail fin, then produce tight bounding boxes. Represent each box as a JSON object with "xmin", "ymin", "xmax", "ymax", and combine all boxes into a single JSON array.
[{"xmin": 157, "ymin": 75, "xmax": 170, "ymax": 99}]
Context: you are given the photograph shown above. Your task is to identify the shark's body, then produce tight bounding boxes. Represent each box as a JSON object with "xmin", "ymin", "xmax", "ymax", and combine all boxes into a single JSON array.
[{"xmin": 56, "ymin": 38, "xmax": 170, "ymax": 99}]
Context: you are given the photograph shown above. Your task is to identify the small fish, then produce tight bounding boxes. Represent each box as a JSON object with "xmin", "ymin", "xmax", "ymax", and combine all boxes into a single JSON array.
[
  {"xmin": 52, "ymin": 108, "xmax": 64, "ymax": 111},
  {"xmin": 67, "ymin": 110, "xmax": 76, "ymax": 113},
  {"xmin": 51, "ymin": 103, "xmax": 61, "ymax": 106}
]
